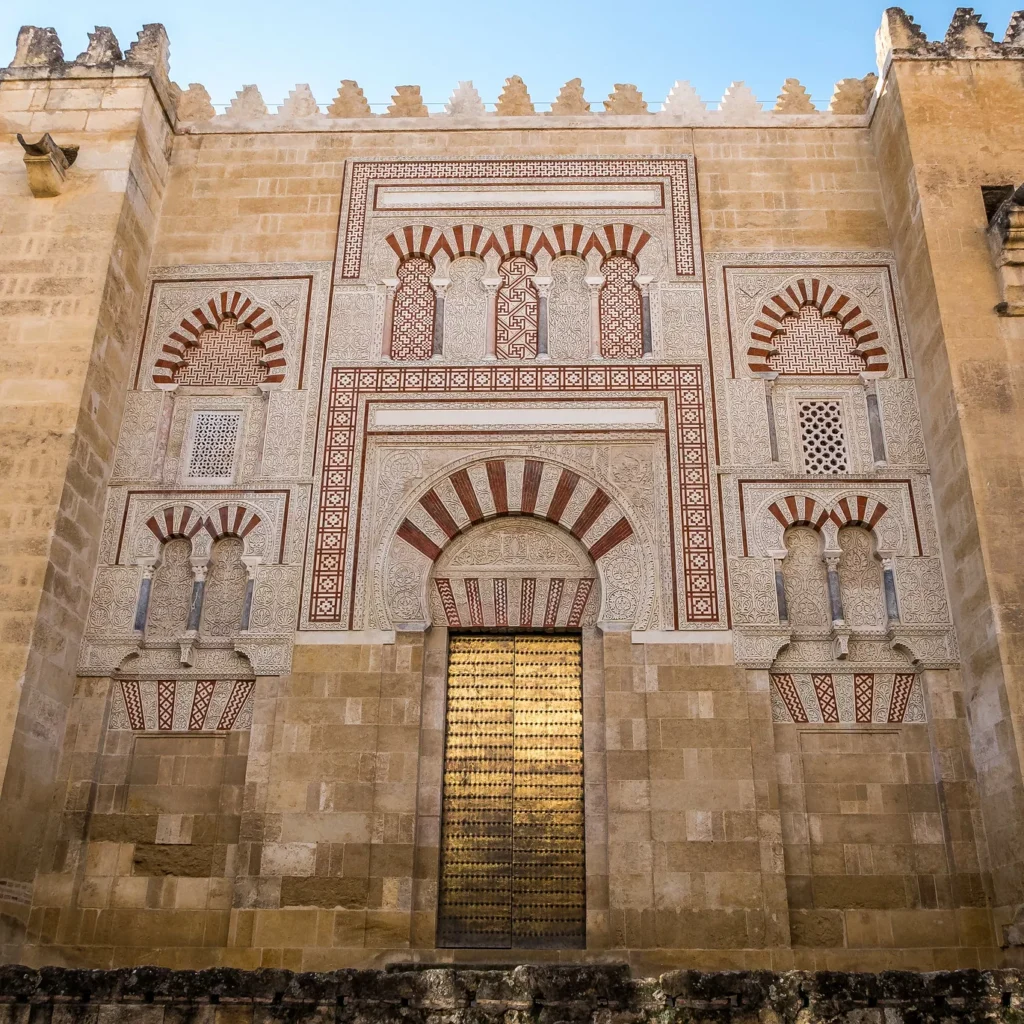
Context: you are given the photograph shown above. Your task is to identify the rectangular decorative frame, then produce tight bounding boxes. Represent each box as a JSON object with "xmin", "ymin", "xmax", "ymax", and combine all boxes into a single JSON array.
[
  {"xmin": 337, "ymin": 158, "xmax": 701, "ymax": 280},
  {"xmin": 301, "ymin": 365, "xmax": 723, "ymax": 629}
]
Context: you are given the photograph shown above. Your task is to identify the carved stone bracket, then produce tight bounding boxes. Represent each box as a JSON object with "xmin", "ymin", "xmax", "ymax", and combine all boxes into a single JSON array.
[
  {"xmin": 16, "ymin": 133, "xmax": 78, "ymax": 197},
  {"xmin": 733, "ymin": 626, "xmax": 792, "ymax": 669},
  {"xmin": 987, "ymin": 184, "xmax": 1024, "ymax": 314}
]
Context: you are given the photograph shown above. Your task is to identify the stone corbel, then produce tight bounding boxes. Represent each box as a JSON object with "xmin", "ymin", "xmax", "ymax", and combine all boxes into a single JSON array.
[
  {"xmin": 732, "ymin": 626, "xmax": 792, "ymax": 669},
  {"xmin": 178, "ymin": 632, "xmax": 197, "ymax": 667},
  {"xmin": 987, "ymin": 184, "xmax": 1024, "ymax": 314},
  {"xmin": 16, "ymin": 133, "xmax": 79, "ymax": 198}
]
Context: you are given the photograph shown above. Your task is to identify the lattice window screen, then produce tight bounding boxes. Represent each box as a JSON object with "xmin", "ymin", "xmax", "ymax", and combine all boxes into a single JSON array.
[
  {"xmin": 798, "ymin": 400, "xmax": 848, "ymax": 474},
  {"xmin": 185, "ymin": 411, "xmax": 242, "ymax": 482}
]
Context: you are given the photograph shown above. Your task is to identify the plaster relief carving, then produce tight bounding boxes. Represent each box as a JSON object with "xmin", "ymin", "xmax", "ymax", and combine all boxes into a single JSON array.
[
  {"xmin": 724, "ymin": 379, "xmax": 772, "ymax": 467},
  {"xmin": 895, "ymin": 556, "xmax": 950, "ymax": 624},
  {"xmin": 145, "ymin": 538, "xmax": 193, "ymax": 639},
  {"xmin": 86, "ymin": 567, "xmax": 141, "ymax": 635},
  {"xmin": 729, "ymin": 557, "xmax": 778, "ymax": 625},
  {"xmin": 261, "ymin": 391, "xmax": 307, "ymax": 478},
  {"xmin": 443, "ymin": 257, "xmax": 487, "ymax": 361},
  {"xmin": 200, "ymin": 537, "xmax": 248, "ymax": 636},
  {"xmin": 837, "ymin": 526, "xmax": 886, "ymax": 631},
  {"xmin": 782, "ymin": 527, "xmax": 830, "ymax": 631},
  {"xmin": 878, "ymin": 378, "xmax": 928, "ymax": 466},
  {"xmin": 548, "ymin": 256, "xmax": 590, "ymax": 361}
]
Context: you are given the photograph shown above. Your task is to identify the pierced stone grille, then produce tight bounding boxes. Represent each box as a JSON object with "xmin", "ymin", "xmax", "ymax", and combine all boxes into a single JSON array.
[
  {"xmin": 391, "ymin": 257, "xmax": 435, "ymax": 360},
  {"xmin": 185, "ymin": 411, "xmax": 242, "ymax": 482},
  {"xmin": 798, "ymin": 400, "xmax": 848, "ymax": 474},
  {"xmin": 598, "ymin": 255, "xmax": 643, "ymax": 359},
  {"xmin": 769, "ymin": 305, "xmax": 864, "ymax": 375},
  {"xmin": 176, "ymin": 319, "xmax": 266, "ymax": 387}
]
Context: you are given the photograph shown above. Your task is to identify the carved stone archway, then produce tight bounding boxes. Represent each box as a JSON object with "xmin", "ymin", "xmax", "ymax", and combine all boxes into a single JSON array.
[{"xmin": 378, "ymin": 454, "xmax": 654, "ymax": 629}]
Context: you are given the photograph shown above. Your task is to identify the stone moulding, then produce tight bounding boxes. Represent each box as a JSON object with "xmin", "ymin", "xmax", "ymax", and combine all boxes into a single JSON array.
[{"xmin": 0, "ymin": 965, "xmax": 1021, "ymax": 1019}]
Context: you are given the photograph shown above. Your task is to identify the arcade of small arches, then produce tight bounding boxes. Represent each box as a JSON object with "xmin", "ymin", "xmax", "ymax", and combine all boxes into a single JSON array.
[
  {"xmin": 766, "ymin": 494, "xmax": 901, "ymax": 633},
  {"xmin": 382, "ymin": 222, "xmax": 654, "ymax": 361},
  {"xmin": 133, "ymin": 503, "xmax": 267, "ymax": 642}
]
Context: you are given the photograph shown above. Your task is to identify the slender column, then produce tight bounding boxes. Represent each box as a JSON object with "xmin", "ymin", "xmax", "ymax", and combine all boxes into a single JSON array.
[
  {"xmin": 533, "ymin": 276, "xmax": 552, "ymax": 360},
  {"xmin": 585, "ymin": 276, "xmax": 603, "ymax": 358},
  {"xmin": 824, "ymin": 553, "xmax": 845, "ymax": 626},
  {"xmin": 863, "ymin": 377, "xmax": 887, "ymax": 464},
  {"xmin": 882, "ymin": 555, "xmax": 901, "ymax": 625},
  {"xmin": 763, "ymin": 375, "xmax": 780, "ymax": 462},
  {"xmin": 381, "ymin": 278, "xmax": 398, "ymax": 358},
  {"xmin": 482, "ymin": 252, "xmax": 501, "ymax": 360},
  {"xmin": 637, "ymin": 275, "xmax": 654, "ymax": 357},
  {"xmin": 774, "ymin": 558, "xmax": 789, "ymax": 622},
  {"xmin": 186, "ymin": 561, "xmax": 208, "ymax": 632},
  {"xmin": 430, "ymin": 276, "xmax": 449, "ymax": 359},
  {"xmin": 133, "ymin": 561, "xmax": 156, "ymax": 632},
  {"xmin": 240, "ymin": 559, "xmax": 260, "ymax": 631}
]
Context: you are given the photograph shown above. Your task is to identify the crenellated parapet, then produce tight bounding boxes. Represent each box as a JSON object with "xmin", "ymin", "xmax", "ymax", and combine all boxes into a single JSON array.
[
  {"xmin": 2, "ymin": 23, "xmax": 179, "ymax": 119},
  {"xmin": 6, "ymin": 8, "xmax": 1024, "ymax": 133},
  {"xmin": 877, "ymin": 6, "xmax": 1024, "ymax": 70}
]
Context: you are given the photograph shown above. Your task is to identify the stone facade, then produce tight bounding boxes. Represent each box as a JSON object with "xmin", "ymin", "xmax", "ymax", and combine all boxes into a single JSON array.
[{"xmin": 1, "ymin": 7, "xmax": 1024, "ymax": 975}]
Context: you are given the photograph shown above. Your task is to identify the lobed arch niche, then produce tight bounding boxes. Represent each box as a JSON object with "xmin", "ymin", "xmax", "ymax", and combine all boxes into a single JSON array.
[{"xmin": 376, "ymin": 455, "xmax": 656, "ymax": 630}]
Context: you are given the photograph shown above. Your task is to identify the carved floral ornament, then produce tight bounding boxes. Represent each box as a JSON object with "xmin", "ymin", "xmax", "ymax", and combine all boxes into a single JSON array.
[
  {"xmin": 377, "ymin": 454, "xmax": 656, "ymax": 630},
  {"xmin": 152, "ymin": 289, "xmax": 287, "ymax": 390}
]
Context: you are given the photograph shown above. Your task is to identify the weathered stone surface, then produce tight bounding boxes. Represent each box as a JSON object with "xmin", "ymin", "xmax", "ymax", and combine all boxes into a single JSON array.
[{"xmin": 0, "ymin": 966, "xmax": 1022, "ymax": 1022}]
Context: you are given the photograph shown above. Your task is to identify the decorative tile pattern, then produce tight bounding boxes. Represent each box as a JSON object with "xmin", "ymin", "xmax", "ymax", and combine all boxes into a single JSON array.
[
  {"xmin": 771, "ymin": 672, "xmax": 925, "ymax": 723},
  {"xmin": 341, "ymin": 159, "xmax": 696, "ymax": 279},
  {"xmin": 854, "ymin": 673, "xmax": 874, "ymax": 722},
  {"xmin": 390, "ymin": 257, "xmax": 435, "ymax": 361},
  {"xmin": 110, "ymin": 679, "xmax": 254, "ymax": 731},
  {"xmin": 309, "ymin": 365, "xmax": 719, "ymax": 625},
  {"xmin": 812, "ymin": 673, "xmax": 839, "ymax": 722},
  {"xmin": 154, "ymin": 289, "xmax": 285, "ymax": 388},
  {"xmin": 495, "ymin": 256, "xmax": 539, "ymax": 359},
  {"xmin": 175, "ymin": 320, "xmax": 267, "ymax": 387},
  {"xmin": 599, "ymin": 256, "xmax": 644, "ymax": 359},
  {"xmin": 889, "ymin": 672, "xmax": 915, "ymax": 723}
]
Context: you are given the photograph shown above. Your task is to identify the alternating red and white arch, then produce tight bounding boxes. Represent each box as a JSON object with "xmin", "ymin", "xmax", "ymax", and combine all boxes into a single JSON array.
[
  {"xmin": 767, "ymin": 493, "xmax": 888, "ymax": 531},
  {"xmin": 204, "ymin": 504, "xmax": 262, "ymax": 540},
  {"xmin": 395, "ymin": 457, "xmax": 634, "ymax": 565},
  {"xmin": 748, "ymin": 277, "xmax": 888, "ymax": 376},
  {"xmin": 154, "ymin": 291, "xmax": 285, "ymax": 388}
]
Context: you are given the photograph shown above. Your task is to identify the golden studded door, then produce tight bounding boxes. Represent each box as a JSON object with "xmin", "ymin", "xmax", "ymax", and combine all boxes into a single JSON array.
[{"xmin": 437, "ymin": 635, "xmax": 585, "ymax": 949}]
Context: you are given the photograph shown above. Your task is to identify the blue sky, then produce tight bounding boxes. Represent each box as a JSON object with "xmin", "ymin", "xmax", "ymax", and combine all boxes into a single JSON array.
[{"xmin": 3, "ymin": 1, "xmax": 1020, "ymax": 112}]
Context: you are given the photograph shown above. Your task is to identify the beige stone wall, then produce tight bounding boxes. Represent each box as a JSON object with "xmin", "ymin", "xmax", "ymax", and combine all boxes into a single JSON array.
[
  {"xmin": 872, "ymin": 56, "xmax": 1024, "ymax": 933},
  {"xmin": 0, "ymin": 70, "xmax": 170, "ymax": 954},
  {"xmin": 7, "ymin": 14, "xmax": 1024, "ymax": 974}
]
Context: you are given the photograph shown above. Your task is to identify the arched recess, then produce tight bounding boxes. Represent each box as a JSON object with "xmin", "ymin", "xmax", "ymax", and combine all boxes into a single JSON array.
[
  {"xmin": 153, "ymin": 289, "xmax": 285, "ymax": 389},
  {"xmin": 747, "ymin": 277, "xmax": 889, "ymax": 377},
  {"xmin": 378, "ymin": 455, "xmax": 655, "ymax": 629},
  {"xmin": 429, "ymin": 518, "xmax": 600, "ymax": 629}
]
